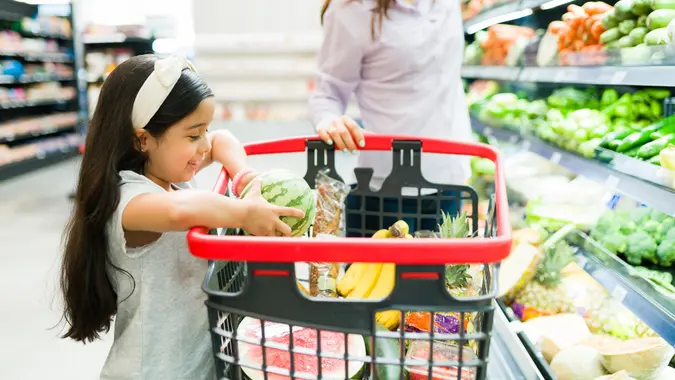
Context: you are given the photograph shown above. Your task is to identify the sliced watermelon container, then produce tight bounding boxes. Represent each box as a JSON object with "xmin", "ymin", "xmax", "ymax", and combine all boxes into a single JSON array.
[{"xmin": 187, "ymin": 135, "xmax": 511, "ymax": 380}]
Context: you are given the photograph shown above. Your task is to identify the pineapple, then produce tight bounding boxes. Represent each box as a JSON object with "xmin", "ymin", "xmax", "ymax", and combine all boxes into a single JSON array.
[{"xmin": 513, "ymin": 240, "xmax": 578, "ymax": 321}]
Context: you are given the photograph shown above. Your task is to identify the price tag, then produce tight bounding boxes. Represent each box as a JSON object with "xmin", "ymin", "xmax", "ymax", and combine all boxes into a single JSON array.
[
  {"xmin": 610, "ymin": 70, "xmax": 627, "ymax": 85},
  {"xmin": 550, "ymin": 151, "xmax": 562, "ymax": 165},
  {"xmin": 611, "ymin": 284, "xmax": 628, "ymax": 302},
  {"xmin": 605, "ymin": 175, "xmax": 620, "ymax": 190}
]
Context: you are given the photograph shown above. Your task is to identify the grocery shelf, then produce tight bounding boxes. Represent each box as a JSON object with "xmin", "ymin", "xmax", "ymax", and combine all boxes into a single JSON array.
[
  {"xmin": 0, "ymin": 74, "xmax": 75, "ymax": 85},
  {"xmin": 0, "ymin": 124, "xmax": 76, "ymax": 145},
  {"xmin": 572, "ymin": 231, "xmax": 675, "ymax": 345},
  {"xmin": 519, "ymin": 66, "xmax": 675, "ymax": 87},
  {"xmin": 461, "ymin": 66, "xmax": 521, "ymax": 82},
  {"xmin": 471, "ymin": 117, "xmax": 675, "ymax": 216},
  {"xmin": 0, "ymin": 98, "xmax": 76, "ymax": 110},
  {"xmin": 462, "ymin": 65, "xmax": 675, "ymax": 87},
  {"xmin": 0, "ymin": 144, "xmax": 79, "ymax": 182},
  {"xmin": 0, "ymin": 51, "xmax": 73, "ymax": 63}
]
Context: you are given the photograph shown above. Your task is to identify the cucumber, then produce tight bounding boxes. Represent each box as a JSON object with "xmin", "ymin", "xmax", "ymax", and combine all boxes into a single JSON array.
[
  {"xmin": 599, "ymin": 128, "xmax": 637, "ymax": 149},
  {"xmin": 616, "ymin": 0, "xmax": 635, "ymax": 18},
  {"xmin": 624, "ymin": 146, "xmax": 643, "ymax": 157},
  {"xmin": 364, "ymin": 323, "xmax": 402, "ymax": 380},
  {"xmin": 652, "ymin": 0, "xmax": 675, "ymax": 10},
  {"xmin": 634, "ymin": 0, "xmax": 653, "ymax": 15},
  {"xmin": 648, "ymin": 154, "xmax": 662, "ymax": 165},
  {"xmin": 619, "ymin": 19, "xmax": 637, "ymax": 35},
  {"xmin": 645, "ymin": 27, "xmax": 671, "ymax": 44},
  {"xmin": 629, "ymin": 27, "xmax": 649, "ymax": 44},
  {"xmin": 618, "ymin": 35, "xmax": 636, "ymax": 48},
  {"xmin": 617, "ymin": 130, "xmax": 654, "ymax": 152},
  {"xmin": 637, "ymin": 133, "xmax": 675, "ymax": 158},
  {"xmin": 603, "ymin": 9, "xmax": 620, "ymax": 29},
  {"xmin": 600, "ymin": 27, "xmax": 622, "ymax": 44},
  {"xmin": 647, "ymin": 9, "xmax": 675, "ymax": 30}
]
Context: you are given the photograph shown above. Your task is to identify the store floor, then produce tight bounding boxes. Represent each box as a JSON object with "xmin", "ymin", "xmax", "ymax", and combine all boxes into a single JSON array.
[{"xmin": 0, "ymin": 121, "xmax": 364, "ymax": 380}]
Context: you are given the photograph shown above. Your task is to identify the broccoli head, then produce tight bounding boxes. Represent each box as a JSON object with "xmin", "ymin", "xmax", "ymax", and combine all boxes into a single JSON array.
[
  {"xmin": 629, "ymin": 207, "xmax": 652, "ymax": 224},
  {"xmin": 594, "ymin": 211, "xmax": 618, "ymax": 234},
  {"xmin": 657, "ymin": 238, "xmax": 675, "ymax": 267},
  {"xmin": 649, "ymin": 210, "xmax": 670, "ymax": 224},
  {"xmin": 626, "ymin": 230, "xmax": 658, "ymax": 265},
  {"xmin": 656, "ymin": 218, "xmax": 675, "ymax": 243},
  {"xmin": 599, "ymin": 229, "xmax": 628, "ymax": 254},
  {"xmin": 642, "ymin": 220, "xmax": 662, "ymax": 240},
  {"xmin": 620, "ymin": 221, "xmax": 638, "ymax": 236}
]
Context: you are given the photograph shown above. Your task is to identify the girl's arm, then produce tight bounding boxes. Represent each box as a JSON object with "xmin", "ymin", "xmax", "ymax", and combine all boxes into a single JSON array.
[
  {"xmin": 122, "ymin": 187, "xmax": 304, "ymax": 235},
  {"xmin": 199, "ymin": 129, "xmax": 257, "ymax": 195},
  {"xmin": 309, "ymin": 2, "xmax": 367, "ymax": 151}
]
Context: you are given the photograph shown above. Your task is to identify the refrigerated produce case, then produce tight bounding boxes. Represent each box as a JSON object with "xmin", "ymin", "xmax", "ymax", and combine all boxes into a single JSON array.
[{"xmin": 463, "ymin": 0, "xmax": 675, "ymax": 378}]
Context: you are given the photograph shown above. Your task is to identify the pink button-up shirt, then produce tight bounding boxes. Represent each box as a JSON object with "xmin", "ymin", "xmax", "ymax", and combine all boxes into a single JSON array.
[{"xmin": 309, "ymin": 0, "xmax": 472, "ymax": 189}]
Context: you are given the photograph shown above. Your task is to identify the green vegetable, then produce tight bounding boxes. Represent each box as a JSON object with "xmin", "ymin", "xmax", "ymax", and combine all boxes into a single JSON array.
[
  {"xmin": 629, "ymin": 27, "xmax": 650, "ymax": 43},
  {"xmin": 652, "ymin": 0, "xmax": 675, "ymax": 9},
  {"xmin": 579, "ymin": 138, "xmax": 603, "ymax": 158},
  {"xmin": 647, "ymin": 9, "xmax": 675, "ymax": 29},
  {"xmin": 601, "ymin": 89, "xmax": 619, "ymax": 107},
  {"xmin": 657, "ymin": 228, "xmax": 675, "ymax": 266},
  {"xmin": 599, "ymin": 128, "xmax": 637, "ymax": 148},
  {"xmin": 605, "ymin": 40, "xmax": 621, "ymax": 49},
  {"xmin": 619, "ymin": 19, "xmax": 638, "ymax": 35},
  {"xmin": 634, "ymin": 0, "xmax": 653, "ymax": 15},
  {"xmin": 637, "ymin": 133, "xmax": 675, "ymax": 158},
  {"xmin": 647, "ymin": 88, "xmax": 671, "ymax": 99},
  {"xmin": 603, "ymin": 9, "xmax": 620, "ymax": 29},
  {"xmin": 637, "ymin": 102, "xmax": 653, "ymax": 118},
  {"xmin": 624, "ymin": 146, "xmax": 643, "ymax": 157},
  {"xmin": 630, "ymin": 266, "xmax": 675, "ymax": 292},
  {"xmin": 645, "ymin": 27, "xmax": 671, "ymax": 44},
  {"xmin": 590, "ymin": 124, "xmax": 611, "ymax": 139},
  {"xmin": 626, "ymin": 230, "xmax": 659, "ymax": 265},
  {"xmin": 600, "ymin": 229, "xmax": 629, "ymax": 254},
  {"xmin": 365, "ymin": 323, "xmax": 402, "ymax": 380},
  {"xmin": 600, "ymin": 27, "xmax": 622, "ymax": 44},
  {"xmin": 649, "ymin": 154, "xmax": 663, "ymax": 165},
  {"xmin": 616, "ymin": 0, "xmax": 636, "ymax": 19},
  {"xmin": 615, "ymin": 103, "xmax": 633, "ymax": 118}
]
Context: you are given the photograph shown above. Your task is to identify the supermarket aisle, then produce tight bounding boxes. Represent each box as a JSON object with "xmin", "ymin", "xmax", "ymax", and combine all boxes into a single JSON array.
[{"xmin": 0, "ymin": 121, "xmax": 358, "ymax": 379}]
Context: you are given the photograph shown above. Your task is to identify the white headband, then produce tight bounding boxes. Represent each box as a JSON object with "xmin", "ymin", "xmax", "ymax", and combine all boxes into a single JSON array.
[{"xmin": 131, "ymin": 54, "xmax": 198, "ymax": 129}]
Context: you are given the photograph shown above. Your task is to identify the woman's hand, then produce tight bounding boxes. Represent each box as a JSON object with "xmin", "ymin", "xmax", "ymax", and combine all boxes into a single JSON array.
[
  {"xmin": 317, "ymin": 115, "xmax": 366, "ymax": 152},
  {"xmin": 240, "ymin": 180, "xmax": 305, "ymax": 236}
]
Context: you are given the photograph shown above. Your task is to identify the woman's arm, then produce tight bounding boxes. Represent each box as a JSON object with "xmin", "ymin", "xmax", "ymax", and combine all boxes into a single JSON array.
[
  {"xmin": 309, "ymin": 2, "xmax": 367, "ymax": 151},
  {"xmin": 199, "ymin": 129, "xmax": 257, "ymax": 195}
]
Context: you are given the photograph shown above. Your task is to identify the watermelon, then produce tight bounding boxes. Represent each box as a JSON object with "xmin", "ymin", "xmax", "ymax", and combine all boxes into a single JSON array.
[
  {"xmin": 240, "ymin": 169, "xmax": 316, "ymax": 237},
  {"xmin": 236, "ymin": 317, "xmax": 367, "ymax": 380}
]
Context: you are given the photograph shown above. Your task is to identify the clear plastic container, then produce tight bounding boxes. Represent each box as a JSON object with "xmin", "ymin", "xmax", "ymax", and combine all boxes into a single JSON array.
[{"xmin": 405, "ymin": 340, "xmax": 478, "ymax": 380}]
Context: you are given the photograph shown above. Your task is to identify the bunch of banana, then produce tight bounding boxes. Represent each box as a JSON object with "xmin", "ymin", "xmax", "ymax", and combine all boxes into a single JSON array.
[{"xmin": 336, "ymin": 220, "xmax": 412, "ymax": 331}]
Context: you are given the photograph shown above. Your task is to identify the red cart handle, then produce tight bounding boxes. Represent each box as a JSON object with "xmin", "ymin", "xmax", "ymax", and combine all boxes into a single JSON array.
[{"xmin": 187, "ymin": 135, "xmax": 511, "ymax": 264}]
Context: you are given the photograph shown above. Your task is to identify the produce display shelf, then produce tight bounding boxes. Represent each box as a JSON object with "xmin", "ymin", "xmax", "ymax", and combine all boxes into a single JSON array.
[
  {"xmin": 463, "ymin": 1, "xmax": 524, "ymax": 32},
  {"xmin": 0, "ymin": 145, "xmax": 79, "ymax": 182},
  {"xmin": 0, "ymin": 124, "xmax": 76, "ymax": 145},
  {"xmin": 471, "ymin": 117, "xmax": 675, "ymax": 216},
  {"xmin": 461, "ymin": 66, "xmax": 522, "ymax": 82},
  {"xmin": 573, "ymin": 232, "xmax": 675, "ymax": 346},
  {"xmin": 489, "ymin": 303, "xmax": 549, "ymax": 380},
  {"xmin": 462, "ymin": 65, "xmax": 675, "ymax": 87}
]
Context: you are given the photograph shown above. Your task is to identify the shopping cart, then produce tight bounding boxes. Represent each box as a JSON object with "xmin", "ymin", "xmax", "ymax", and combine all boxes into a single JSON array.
[{"xmin": 187, "ymin": 135, "xmax": 511, "ymax": 380}]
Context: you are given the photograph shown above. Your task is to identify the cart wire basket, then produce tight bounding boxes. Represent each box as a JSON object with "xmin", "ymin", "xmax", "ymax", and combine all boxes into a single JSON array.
[{"xmin": 187, "ymin": 135, "xmax": 512, "ymax": 380}]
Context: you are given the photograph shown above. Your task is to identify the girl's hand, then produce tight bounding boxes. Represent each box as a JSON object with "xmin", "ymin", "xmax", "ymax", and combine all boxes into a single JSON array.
[
  {"xmin": 317, "ymin": 115, "xmax": 366, "ymax": 152},
  {"xmin": 241, "ymin": 180, "xmax": 305, "ymax": 236}
]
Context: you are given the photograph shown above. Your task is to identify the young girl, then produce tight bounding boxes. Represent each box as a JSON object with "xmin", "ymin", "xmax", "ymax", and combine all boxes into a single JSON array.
[
  {"xmin": 60, "ymin": 54, "xmax": 304, "ymax": 379},
  {"xmin": 309, "ymin": 0, "xmax": 472, "ymax": 233}
]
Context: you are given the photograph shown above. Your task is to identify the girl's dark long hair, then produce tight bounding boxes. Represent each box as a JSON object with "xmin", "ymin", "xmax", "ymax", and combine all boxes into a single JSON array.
[
  {"xmin": 321, "ymin": 0, "xmax": 395, "ymax": 40},
  {"xmin": 60, "ymin": 54, "xmax": 213, "ymax": 343}
]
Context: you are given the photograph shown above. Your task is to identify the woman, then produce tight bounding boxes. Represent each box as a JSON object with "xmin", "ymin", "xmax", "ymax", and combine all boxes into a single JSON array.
[{"xmin": 309, "ymin": 0, "xmax": 473, "ymax": 234}]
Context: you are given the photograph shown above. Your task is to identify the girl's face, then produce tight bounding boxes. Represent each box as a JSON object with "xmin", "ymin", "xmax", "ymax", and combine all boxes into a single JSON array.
[{"xmin": 137, "ymin": 97, "xmax": 215, "ymax": 189}]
